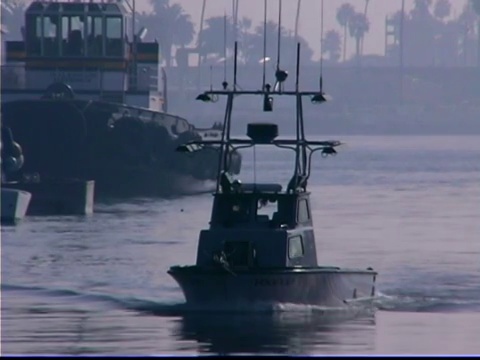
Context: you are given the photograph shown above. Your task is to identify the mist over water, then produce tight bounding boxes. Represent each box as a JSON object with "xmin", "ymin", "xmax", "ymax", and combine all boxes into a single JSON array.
[{"xmin": 2, "ymin": 135, "xmax": 480, "ymax": 355}]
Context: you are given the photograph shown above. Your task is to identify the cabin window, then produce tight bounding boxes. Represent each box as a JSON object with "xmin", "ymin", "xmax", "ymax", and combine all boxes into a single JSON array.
[
  {"xmin": 224, "ymin": 241, "xmax": 251, "ymax": 267},
  {"xmin": 42, "ymin": 15, "xmax": 60, "ymax": 56},
  {"xmin": 105, "ymin": 17, "xmax": 122, "ymax": 56},
  {"xmin": 256, "ymin": 197, "xmax": 277, "ymax": 223},
  {"xmin": 288, "ymin": 236, "xmax": 304, "ymax": 259},
  {"xmin": 26, "ymin": 15, "xmax": 41, "ymax": 56},
  {"xmin": 86, "ymin": 16, "xmax": 103, "ymax": 56},
  {"xmin": 297, "ymin": 199, "xmax": 310, "ymax": 223},
  {"xmin": 61, "ymin": 15, "xmax": 85, "ymax": 56}
]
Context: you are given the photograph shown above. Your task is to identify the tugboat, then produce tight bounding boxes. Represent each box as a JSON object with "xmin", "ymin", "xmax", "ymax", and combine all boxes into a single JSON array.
[
  {"xmin": 168, "ymin": 42, "xmax": 377, "ymax": 310},
  {"xmin": 1, "ymin": 0, "xmax": 241, "ymax": 199}
]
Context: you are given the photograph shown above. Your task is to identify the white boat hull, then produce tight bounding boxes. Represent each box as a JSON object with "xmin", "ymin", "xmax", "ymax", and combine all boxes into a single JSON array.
[
  {"xmin": 168, "ymin": 266, "xmax": 377, "ymax": 310},
  {"xmin": 1, "ymin": 188, "xmax": 32, "ymax": 224}
]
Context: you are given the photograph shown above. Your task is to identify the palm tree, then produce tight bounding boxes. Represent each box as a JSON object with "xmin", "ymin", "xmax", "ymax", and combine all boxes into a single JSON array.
[
  {"xmin": 240, "ymin": 20, "xmax": 313, "ymax": 66},
  {"xmin": 1, "ymin": 0, "xmax": 28, "ymax": 41},
  {"xmin": 138, "ymin": 1, "xmax": 195, "ymax": 67},
  {"xmin": 471, "ymin": 0, "xmax": 480, "ymax": 14},
  {"xmin": 457, "ymin": 0, "xmax": 478, "ymax": 65},
  {"xmin": 322, "ymin": 30, "xmax": 341, "ymax": 62},
  {"xmin": 336, "ymin": 3, "xmax": 355, "ymax": 62},
  {"xmin": 348, "ymin": 12, "xmax": 370, "ymax": 63},
  {"xmin": 234, "ymin": 16, "xmax": 253, "ymax": 63},
  {"xmin": 411, "ymin": 0, "xmax": 433, "ymax": 19},
  {"xmin": 199, "ymin": 15, "xmax": 235, "ymax": 63},
  {"xmin": 433, "ymin": 0, "xmax": 451, "ymax": 21},
  {"xmin": 255, "ymin": 20, "xmax": 288, "ymax": 63},
  {"xmin": 361, "ymin": 0, "xmax": 371, "ymax": 56},
  {"xmin": 472, "ymin": 0, "xmax": 480, "ymax": 66}
]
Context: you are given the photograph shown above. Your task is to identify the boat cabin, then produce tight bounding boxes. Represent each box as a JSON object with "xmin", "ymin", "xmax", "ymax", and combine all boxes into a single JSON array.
[
  {"xmin": 23, "ymin": 1, "xmax": 127, "ymax": 58},
  {"xmin": 195, "ymin": 174, "xmax": 319, "ymax": 270},
  {"xmin": 2, "ymin": 0, "xmax": 164, "ymax": 110}
]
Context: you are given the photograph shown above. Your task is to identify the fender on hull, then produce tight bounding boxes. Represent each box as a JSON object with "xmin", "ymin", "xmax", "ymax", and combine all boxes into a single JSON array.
[
  {"xmin": 0, "ymin": 188, "xmax": 32, "ymax": 225},
  {"xmin": 168, "ymin": 266, "xmax": 377, "ymax": 309}
]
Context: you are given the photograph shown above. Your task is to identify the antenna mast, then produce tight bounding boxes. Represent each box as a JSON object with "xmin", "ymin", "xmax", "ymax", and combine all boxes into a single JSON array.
[
  {"xmin": 294, "ymin": 0, "xmax": 301, "ymax": 43},
  {"xmin": 319, "ymin": 0, "xmax": 324, "ymax": 92},
  {"xmin": 262, "ymin": 0, "xmax": 267, "ymax": 90},
  {"xmin": 276, "ymin": 0, "xmax": 282, "ymax": 73},
  {"xmin": 197, "ymin": 0, "xmax": 207, "ymax": 89},
  {"xmin": 223, "ymin": 11, "xmax": 227, "ymax": 87},
  {"xmin": 274, "ymin": 0, "xmax": 288, "ymax": 92},
  {"xmin": 232, "ymin": 0, "xmax": 239, "ymax": 45}
]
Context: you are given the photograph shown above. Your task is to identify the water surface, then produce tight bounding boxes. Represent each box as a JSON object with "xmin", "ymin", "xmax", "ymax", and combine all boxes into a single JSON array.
[{"xmin": 2, "ymin": 135, "xmax": 480, "ymax": 355}]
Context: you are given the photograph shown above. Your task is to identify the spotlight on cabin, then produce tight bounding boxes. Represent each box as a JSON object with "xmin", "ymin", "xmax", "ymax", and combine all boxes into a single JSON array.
[
  {"xmin": 222, "ymin": 81, "xmax": 228, "ymax": 90},
  {"xmin": 263, "ymin": 94, "xmax": 273, "ymax": 112},
  {"xmin": 321, "ymin": 146, "xmax": 337, "ymax": 157},
  {"xmin": 275, "ymin": 69, "xmax": 288, "ymax": 84},
  {"xmin": 311, "ymin": 92, "xmax": 328, "ymax": 104},
  {"xmin": 196, "ymin": 93, "xmax": 212, "ymax": 102}
]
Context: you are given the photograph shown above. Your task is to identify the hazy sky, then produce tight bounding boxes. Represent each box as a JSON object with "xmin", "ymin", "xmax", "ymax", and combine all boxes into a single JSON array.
[{"xmin": 137, "ymin": 0, "xmax": 469, "ymax": 60}]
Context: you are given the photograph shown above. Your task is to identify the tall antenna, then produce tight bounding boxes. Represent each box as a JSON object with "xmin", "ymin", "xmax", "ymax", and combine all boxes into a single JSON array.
[
  {"xmin": 233, "ymin": 41, "xmax": 238, "ymax": 91},
  {"xmin": 294, "ymin": 0, "xmax": 302, "ymax": 67},
  {"xmin": 276, "ymin": 0, "xmax": 282, "ymax": 73},
  {"xmin": 274, "ymin": 0, "xmax": 288, "ymax": 92},
  {"xmin": 197, "ymin": 0, "xmax": 207, "ymax": 89},
  {"xmin": 223, "ymin": 10, "xmax": 227, "ymax": 87},
  {"xmin": 233, "ymin": 0, "xmax": 239, "ymax": 44},
  {"xmin": 399, "ymin": 0, "xmax": 405, "ymax": 104},
  {"xmin": 295, "ymin": 42, "xmax": 300, "ymax": 93},
  {"xmin": 262, "ymin": 0, "xmax": 267, "ymax": 90},
  {"xmin": 294, "ymin": 0, "xmax": 301, "ymax": 44},
  {"xmin": 319, "ymin": 0, "xmax": 324, "ymax": 92},
  {"xmin": 209, "ymin": 65, "xmax": 213, "ymax": 91}
]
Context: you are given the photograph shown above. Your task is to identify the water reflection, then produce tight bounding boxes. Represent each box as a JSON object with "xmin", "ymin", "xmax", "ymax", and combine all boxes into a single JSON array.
[{"xmin": 173, "ymin": 310, "xmax": 377, "ymax": 355}]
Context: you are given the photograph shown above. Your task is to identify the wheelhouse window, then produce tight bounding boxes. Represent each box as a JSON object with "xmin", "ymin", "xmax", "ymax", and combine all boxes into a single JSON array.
[
  {"xmin": 297, "ymin": 198, "xmax": 310, "ymax": 223},
  {"xmin": 42, "ymin": 15, "xmax": 60, "ymax": 56},
  {"xmin": 26, "ymin": 15, "xmax": 41, "ymax": 56},
  {"xmin": 256, "ymin": 197, "xmax": 278, "ymax": 223},
  {"xmin": 86, "ymin": 16, "xmax": 103, "ymax": 56},
  {"xmin": 61, "ymin": 15, "xmax": 85, "ymax": 56},
  {"xmin": 105, "ymin": 16, "xmax": 122, "ymax": 56},
  {"xmin": 288, "ymin": 236, "xmax": 304, "ymax": 259}
]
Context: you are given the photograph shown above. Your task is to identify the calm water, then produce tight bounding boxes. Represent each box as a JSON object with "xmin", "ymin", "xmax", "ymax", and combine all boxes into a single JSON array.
[{"xmin": 2, "ymin": 135, "xmax": 480, "ymax": 355}]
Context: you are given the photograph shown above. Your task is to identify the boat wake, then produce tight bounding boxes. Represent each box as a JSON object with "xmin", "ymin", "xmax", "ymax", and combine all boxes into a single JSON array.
[
  {"xmin": 4, "ymin": 281, "xmax": 479, "ymax": 319},
  {"xmin": 374, "ymin": 291, "xmax": 480, "ymax": 313},
  {"xmin": 177, "ymin": 177, "xmax": 216, "ymax": 196},
  {"xmin": 374, "ymin": 268, "xmax": 480, "ymax": 313},
  {"xmin": 2, "ymin": 283, "xmax": 372, "ymax": 320}
]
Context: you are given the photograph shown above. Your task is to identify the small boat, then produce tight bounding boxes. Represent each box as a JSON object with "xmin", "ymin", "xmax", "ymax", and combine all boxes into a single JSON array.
[
  {"xmin": 1, "ymin": 188, "xmax": 31, "ymax": 225},
  {"xmin": 168, "ymin": 41, "xmax": 378, "ymax": 310},
  {"xmin": 1, "ymin": 124, "xmax": 93, "ymax": 216}
]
